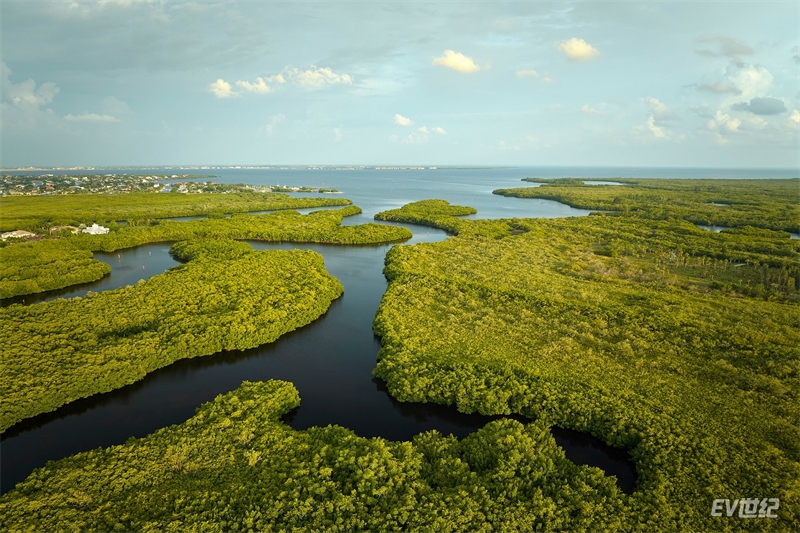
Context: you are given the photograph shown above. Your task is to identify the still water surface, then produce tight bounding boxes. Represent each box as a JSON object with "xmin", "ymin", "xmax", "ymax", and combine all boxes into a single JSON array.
[
  {"xmin": 1, "ymin": 188, "xmax": 636, "ymax": 497},
  {"xmin": 0, "ymin": 243, "xmax": 179, "ymax": 307}
]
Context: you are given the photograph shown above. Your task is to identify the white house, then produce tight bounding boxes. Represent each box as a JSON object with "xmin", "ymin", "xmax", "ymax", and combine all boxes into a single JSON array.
[{"xmin": 82, "ymin": 223, "xmax": 110, "ymax": 235}]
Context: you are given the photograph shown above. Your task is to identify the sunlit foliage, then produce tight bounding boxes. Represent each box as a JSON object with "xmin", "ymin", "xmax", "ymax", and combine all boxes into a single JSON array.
[
  {"xmin": 0, "ymin": 207, "xmax": 411, "ymax": 299},
  {"xmin": 493, "ymin": 178, "xmax": 800, "ymax": 233},
  {"xmin": 0, "ymin": 240, "xmax": 111, "ymax": 299},
  {"xmin": 373, "ymin": 199, "xmax": 800, "ymax": 531},
  {"xmin": 375, "ymin": 199, "xmax": 477, "ymax": 234},
  {"xmin": 1, "ymin": 245, "xmax": 343, "ymax": 431},
  {"xmin": 0, "ymin": 190, "xmax": 351, "ymax": 232},
  {"xmin": 170, "ymin": 239, "xmax": 256, "ymax": 262},
  {"xmin": 0, "ymin": 380, "xmax": 629, "ymax": 533}
]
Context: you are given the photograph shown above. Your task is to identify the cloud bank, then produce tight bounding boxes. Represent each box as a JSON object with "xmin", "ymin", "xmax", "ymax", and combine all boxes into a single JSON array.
[
  {"xmin": 558, "ymin": 38, "xmax": 600, "ymax": 61},
  {"xmin": 432, "ymin": 50, "xmax": 480, "ymax": 73},
  {"xmin": 209, "ymin": 79, "xmax": 235, "ymax": 98},
  {"xmin": 393, "ymin": 114, "xmax": 413, "ymax": 126},
  {"xmin": 211, "ymin": 67, "xmax": 349, "ymax": 99}
]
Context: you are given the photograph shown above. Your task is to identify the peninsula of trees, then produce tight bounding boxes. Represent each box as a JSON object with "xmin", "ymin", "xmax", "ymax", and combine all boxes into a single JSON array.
[
  {"xmin": 373, "ymin": 196, "xmax": 799, "ymax": 531},
  {"xmin": 1, "ymin": 241, "xmax": 344, "ymax": 432},
  {"xmin": 0, "ymin": 189, "xmax": 351, "ymax": 232},
  {"xmin": 1, "ymin": 205, "xmax": 410, "ymax": 299}
]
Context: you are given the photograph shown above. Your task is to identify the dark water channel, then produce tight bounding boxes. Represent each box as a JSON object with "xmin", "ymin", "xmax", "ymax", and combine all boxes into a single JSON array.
[
  {"xmin": 0, "ymin": 242, "xmax": 179, "ymax": 307},
  {"xmin": 1, "ymin": 221, "xmax": 637, "ymax": 496}
]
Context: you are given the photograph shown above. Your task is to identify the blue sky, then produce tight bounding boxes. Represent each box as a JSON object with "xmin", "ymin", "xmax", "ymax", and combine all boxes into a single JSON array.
[{"xmin": 1, "ymin": 1, "xmax": 798, "ymax": 167}]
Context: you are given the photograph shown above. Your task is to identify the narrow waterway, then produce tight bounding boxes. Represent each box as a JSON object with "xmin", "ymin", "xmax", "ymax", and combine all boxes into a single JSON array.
[
  {"xmin": 0, "ymin": 242, "xmax": 179, "ymax": 307},
  {"xmin": 1, "ymin": 215, "xmax": 637, "ymax": 496}
]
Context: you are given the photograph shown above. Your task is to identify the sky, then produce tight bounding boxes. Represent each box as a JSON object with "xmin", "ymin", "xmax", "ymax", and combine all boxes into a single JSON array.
[{"xmin": 1, "ymin": 1, "xmax": 798, "ymax": 168}]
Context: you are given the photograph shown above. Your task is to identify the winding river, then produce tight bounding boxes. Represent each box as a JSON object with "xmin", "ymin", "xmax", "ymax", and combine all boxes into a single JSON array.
[{"xmin": 1, "ymin": 210, "xmax": 637, "ymax": 496}]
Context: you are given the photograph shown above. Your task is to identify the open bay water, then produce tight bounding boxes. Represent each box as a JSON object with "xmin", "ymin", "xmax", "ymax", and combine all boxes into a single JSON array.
[
  {"xmin": 9, "ymin": 165, "xmax": 796, "ymax": 221},
  {"xmin": 146, "ymin": 166, "xmax": 796, "ymax": 219}
]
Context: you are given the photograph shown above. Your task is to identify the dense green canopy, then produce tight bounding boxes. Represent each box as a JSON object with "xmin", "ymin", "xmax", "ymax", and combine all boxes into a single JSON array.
[
  {"xmin": 0, "ymin": 381, "xmax": 629, "ymax": 533},
  {"xmin": 0, "ymin": 206, "xmax": 410, "ymax": 299},
  {"xmin": 2, "ymin": 183, "xmax": 798, "ymax": 531},
  {"xmin": 372, "ymin": 198, "xmax": 800, "ymax": 531},
  {"xmin": 493, "ymin": 178, "xmax": 800, "ymax": 233},
  {"xmin": 0, "ymin": 190, "xmax": 351, "ymax": 232},
  {"xmin": 1, "ymin": 243, "xmax": 343, "ymax": 431}
]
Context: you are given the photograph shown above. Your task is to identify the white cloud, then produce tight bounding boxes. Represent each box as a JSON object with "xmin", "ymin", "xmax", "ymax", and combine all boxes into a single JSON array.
[
  {"xmin": 394, "ymin": 113, "xmax": 413, "ymax": 126},
  {"xmin": 333, "ymin": 127, "xmax": 342, "ymax": 142},
  {"xmin": 542, "ymin": 75, "xmax": 553, "ymax": 83},
  {"xmin": 731, "ymin": 65, "xmax": 773, "ymax": 101},
  {"xmin": 235, "ymin": 77, "xmax": 273, "ymax": 94},
  {"xmin": 2, "ymin": 62, "xmax": 60, "ymax": 108},
  {"xmin": 63, "ymin": 113, "xmax": 119, "ymax": 123},
  {"xmin": 548, "ymin": 104, "xmax": 562, "ymax": 111},
  {"xmin": 211, "ymin": 69, "xmax": 345, "ymax": 99},
  {"xmin": 558, "ymin": 38, "xmax": 600, "ymax": 61},
  {"xmin": 646, "ymin": 115, "xmax": 666, "ymax": 138},
  {"xmin": 1, "ymin": 61, "xmax": 63, "ymax": 133},
  {"xmin": 209, "ymin": 78, "xmax": 235, "ymax": 98},
  {"xmin": 284, "ymin": 66, "xmax": 352, "ymax": 87},
  {"xmin": 432, "ymin": 50, "xmax": 480, "ymax": 73},
  {"xmin": 390, "ymin": 122, "xmax": 445, "ymax": 141},
  {"xmin": 706, "ymin": 110, "xmax": 741, "ymax": 132},
  {"xmin": 633, "ymin": 100, "xmax": 672, "ymax": 140},
  {"xmin": 790, "ymin": 110, "xmax": 800, "ymax": 123},
  {"xmin": 692, "ymin": 64, "xmax": 773, "ymax": 108},
  {"xmin": 580, "ymin": 104, "xmax": 605, "ymax": 117},
  {"xmin": 645, "ymin": 97, "xmax": 669, "ymax": 117}
]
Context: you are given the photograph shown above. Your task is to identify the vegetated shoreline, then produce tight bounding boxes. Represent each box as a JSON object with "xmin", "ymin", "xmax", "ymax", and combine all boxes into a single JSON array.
[
  {"xmin": 370, "ymin": 196, "xmax": 800, "ymax": 531},
  {"xmin": 0, "ymin": 241, "xmax": 345, "ymax": 433},
  {"xmin": 1, "ymin": 181, "xmax": 798, "ymax": 531},
  {"xmin": 0, "ymin": 380, "xmax": 632, "ymax": 532},
  {"xmin": 494, "ymin": 177, "xmax": 800, "ymax": 234},
  {"xmin": 0, "ymin": 189, "xmax": 352, "ymax": 232},
  {"xmin": 1, "ymin": 206, "xmax": 413, "ymax": 429},
  {"xmin": 0, "ymin": 205, "xmax": 411, "ymax": 299}
]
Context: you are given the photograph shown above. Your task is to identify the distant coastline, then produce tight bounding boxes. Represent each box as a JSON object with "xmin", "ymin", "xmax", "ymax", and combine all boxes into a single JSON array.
[{"xmin": 2, "ymin": 165, "xmax": 796, "ymax": 180}]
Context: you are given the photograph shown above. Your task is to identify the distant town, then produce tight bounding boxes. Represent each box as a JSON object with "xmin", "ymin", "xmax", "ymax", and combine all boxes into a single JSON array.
[
  {"xmin": 1, "ymin": 165, "xmax": 449, "ymax": 171},
  {"xmin": 0, "ymin": 174, "xmax": 340, "ymax": 197}
]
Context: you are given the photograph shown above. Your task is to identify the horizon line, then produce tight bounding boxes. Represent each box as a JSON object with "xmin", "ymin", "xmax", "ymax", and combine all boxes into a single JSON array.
[{"xmin": 3, "ymin": 164, "xmax": 798, "ymax": 172}]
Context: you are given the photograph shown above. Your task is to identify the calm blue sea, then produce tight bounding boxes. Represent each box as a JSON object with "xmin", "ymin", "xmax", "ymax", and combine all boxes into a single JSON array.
[{"xmin": 6, "ymin": 166, "xmax": 798, "ymax": 221}]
